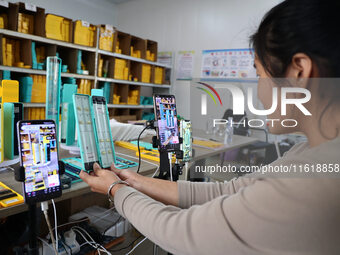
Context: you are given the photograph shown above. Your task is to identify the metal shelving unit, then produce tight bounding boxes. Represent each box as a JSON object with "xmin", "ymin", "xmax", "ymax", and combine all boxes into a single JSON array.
[{"xmin": 0, "ymin": 28, "xmax": 172, "ymax": 111}]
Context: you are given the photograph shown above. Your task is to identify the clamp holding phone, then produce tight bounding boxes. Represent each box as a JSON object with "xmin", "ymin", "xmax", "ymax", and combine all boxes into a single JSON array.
[
  {"xmin": 15, "ymin": 161, "xmax": 65, "ymax": 183},
  {"xmin": 145, "ymin": 119, "xmax": 184, "ymax": 181},
  {"xmin": 14, "ymin": 161, "xmax": 64, "ymax": 255}
]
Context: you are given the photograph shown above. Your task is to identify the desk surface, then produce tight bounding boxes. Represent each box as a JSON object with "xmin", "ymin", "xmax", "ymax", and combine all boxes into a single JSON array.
[{"xmin": 0, "ymin": 129, "xmax": 257, "ymax": 218}]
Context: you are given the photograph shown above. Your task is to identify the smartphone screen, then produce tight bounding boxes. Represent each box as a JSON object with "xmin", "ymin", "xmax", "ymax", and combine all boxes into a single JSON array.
[
  {"xmin": 153, "ymin": 95, "xmax": 180, "ymax": 151},
  {"xmin": 18, "ymin": 120, "xmax": 61, "ymax": 203}
]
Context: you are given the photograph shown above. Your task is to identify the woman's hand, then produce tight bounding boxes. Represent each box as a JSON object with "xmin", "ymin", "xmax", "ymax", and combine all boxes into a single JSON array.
[
  {"xmin": 79, "ymin": 163, "xmax": 126, "ymax": 196},
  {"xmin": 110, "ymin": 164, "xmax": 144, "ymax": 191}
]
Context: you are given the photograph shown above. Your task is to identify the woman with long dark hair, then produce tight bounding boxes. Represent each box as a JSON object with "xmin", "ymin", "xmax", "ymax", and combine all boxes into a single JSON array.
[{"xmin": 80, "ymin": 0, "xmax": 340, "ymax": 254}]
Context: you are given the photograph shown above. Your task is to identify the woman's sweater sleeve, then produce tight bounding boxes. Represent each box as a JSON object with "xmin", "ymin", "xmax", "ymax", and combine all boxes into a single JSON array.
[
  {"xmin": 177, "ymin": 175, "xmax": 256, "ymax": 208},
  {"xmin": 113, "ymin": 177, "xmax": 306, "ymax": 255}
]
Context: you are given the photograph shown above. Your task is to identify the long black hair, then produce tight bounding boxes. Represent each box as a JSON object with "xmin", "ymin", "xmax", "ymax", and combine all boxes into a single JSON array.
[
  {"xmin": 250, "ymin": 0, "xmax": 340, "ymax": 138},
  {"xmin": 250, "ymin": 0, "xmax": 340, "ymax": 77}
]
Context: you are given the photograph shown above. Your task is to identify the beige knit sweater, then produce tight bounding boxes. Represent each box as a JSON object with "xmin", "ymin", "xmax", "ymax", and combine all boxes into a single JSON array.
[{"xmin": 114, "ymin": 137, "xmax": 340, "ymax": 255}]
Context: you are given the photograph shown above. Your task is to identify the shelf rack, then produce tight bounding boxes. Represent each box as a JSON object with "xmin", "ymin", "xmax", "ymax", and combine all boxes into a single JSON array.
[{"xmin": 0, "ymin": 28, "xmax": 172, "ymax": 112}]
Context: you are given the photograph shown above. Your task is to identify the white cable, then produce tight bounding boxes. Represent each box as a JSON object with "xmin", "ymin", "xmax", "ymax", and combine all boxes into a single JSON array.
[
  {"xmin": 72, "ymin": 228, "xmax": 103, "ymax": 255},
  {"xmin": 116, "ymin": 152, "xmax": 159, "ymax": 167},
  {"xmin": 92, "ymin": 206, "xmax": 117, "ymax": 224},
  {"xmin": 41, "ymin": 201, "xmax": 58, "ymax": 255},
  {"xmin": 185, "ymin": 162, "xmax": 189, "ymax": 181},
  {"xmin": 53, "ymin": 206, "xmax": 116, "ymax": 230},
  {"xmin": 168, "ymin": 152, "xmax": 173, "ymax": 181},
  {"xmin": 116, "ymin": 152, "xmax": 160, "ymax": 177},
  {"xmin": 72, "ymin": 227, "xmax": 111, "ymax": 255},
  {"xmin": 125, "ymin": 237, "xmax": 147, "ymax": 255},
  {"xmin": 51, "ymin": 199, "xmax": 58, "ymax": 253}
]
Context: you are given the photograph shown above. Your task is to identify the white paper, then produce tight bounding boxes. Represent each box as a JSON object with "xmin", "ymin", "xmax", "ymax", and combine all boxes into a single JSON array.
[
  {"xmin": 176, "ymin": 50, "xmax": 195, "ymax": 80},
  {"xmin": 25, "ymin": 3, "xmax": 37, "ymax": 12},
  {"xmin": 81, "ymin": 20, "xmax": 90, "ymax": 27},
  {"xmin": 157, "ymin": 51, "xmax": 173, "ymax": 67}
]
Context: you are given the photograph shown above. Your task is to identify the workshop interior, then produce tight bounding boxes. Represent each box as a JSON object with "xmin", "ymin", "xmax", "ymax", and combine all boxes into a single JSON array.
[{"xmin": 0, "ymin": 0, "xmax": 339, "ymax": 254}]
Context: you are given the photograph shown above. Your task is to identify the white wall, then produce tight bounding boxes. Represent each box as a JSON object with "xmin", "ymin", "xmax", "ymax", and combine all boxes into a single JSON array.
[
  {"xmin": 115, "ymin": 0, "xmax": 281, "ymax": 119},
  {"xmin": 7, "ymin": 0, "xmax": 117, "ymax": 25}
]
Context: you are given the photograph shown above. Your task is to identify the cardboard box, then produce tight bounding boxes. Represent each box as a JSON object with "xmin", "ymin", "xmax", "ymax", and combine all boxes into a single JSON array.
[
  {"xmin": 129, "ymin": 61, "xmax": 142, "ymax": 82},
  {"xmin": 0, "ymin": 35, "xmax": 32, "ymax": 67},
  {"xmin": 0, "ymin": 2, "xmax": 11, "ymax": 29},
  {"xmin": 113, "ymin": 30, "xmax": 131, "ymax": 55},
  {"xmin": 146, "ymin": 40, "xmax": 157, "ymax": 62},
  {"xmin": 8, "ymin": 2, "xmax": 45, "ymax": 36},
  {"xmin": 129, "ymin": 109, "xmax": 142, "ymax": 120},
  {"xmin": 127, "ymin": 85, "xmax": 140, "ymax": 105},
  {"xmin": 113, "ymin": 83, "xmax": 128, "ymax": 104},
  {"xmin": 130, "ymin": 35, "xmax": 146, "ymax": 59},
  {"xmin": 45, "ymin": 14, "xmax": 73, "ymax": 42},
  {"xmin": 99, "ymin": 24, "xmax": 115, "ymax": 52},
  {"xmin": 111, "ymin": 115, "xmax": 137, "ymax": 123},
  {"xmin": 73, "ymin": 20, "xmax": 96, "ymax": 47}
]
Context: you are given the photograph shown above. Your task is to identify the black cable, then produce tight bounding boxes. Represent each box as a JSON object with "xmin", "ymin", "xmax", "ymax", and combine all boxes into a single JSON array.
[
  {"xmin": 109, "ymin": 235, "xmax": 144, "ymax": 252},
  {"xmin": 137, "ymin": 126, "xmax": 149, "ymax": 173}
]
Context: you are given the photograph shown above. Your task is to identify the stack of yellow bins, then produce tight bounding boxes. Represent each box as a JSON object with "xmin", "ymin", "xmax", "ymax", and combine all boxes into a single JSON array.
[
  {"xmin": 114, "ymin": 59, "xmax": 128, "ymax": 80},
  {"xmin": 99, "ymin": 25, "xmax": 114, "ymax": 52},
  {"xmin": 45, "ymin": 14, "xmax": 72, "ymax": 42},
  {"xmin": 141, "ymin": 64, "xmax": 151, "ymax": 83},
  {"xmin": 77, "ymin": 79, "xmax": 92, "ymax": 95},
  {"xmin": 18, "ymin": 13, "xmax": 34, "ymax": 34},
  {"xmin": 0, "ymin": 14, "xmax": 7, "ymax": 29},
  {"xmin": 27, "ymin": 108, "xmax": 45, "ymax": 120},
  {"xmin": 73, "ymin": 20, "xmax": 96, "ymax": 47},
  {"xmin": 30, "ymin": 75, "xmax": 46, "ymax": 103},
  {"xmin": 154, "ymin": 67, "xmax": 164, "ymax": 84},
  {"xmin": 128, "ymin": 89, "xmax": 139, "ymax": 105}
]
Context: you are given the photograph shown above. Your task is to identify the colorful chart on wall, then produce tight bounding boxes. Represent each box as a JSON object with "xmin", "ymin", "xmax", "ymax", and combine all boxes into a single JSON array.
[{"xmin": 201, "ymin": 48, "xmax": 256, "ymax": 79}]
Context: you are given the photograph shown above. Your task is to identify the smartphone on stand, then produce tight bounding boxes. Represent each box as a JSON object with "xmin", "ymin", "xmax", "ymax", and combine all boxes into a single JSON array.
[
  {"xmin": 153, "ymin": 94, "xmax": 180, "ymax": 152},
  {"xmin": 17, "ymin": 120, "xmax": 62, "ymax": 204},
  {"xmin": 180, "ymin": 120, "xmax": 193, "ymax": 162}
]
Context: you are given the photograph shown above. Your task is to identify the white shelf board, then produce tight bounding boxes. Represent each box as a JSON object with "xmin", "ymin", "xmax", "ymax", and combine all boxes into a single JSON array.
[
  {"xmin": 23, "ymin": 103, "xmax": 45, "ymax": 108},
  {"xmin": 107, "ymin": 104, "xmax": 154, "ymax": 109},
  {"xmin": 0, "ymin": 29, "xmax": 96, "ymax": 52},
  {"xmin": 98, "ymin": 49, "xmax": 171, "ymax": 68},
  {"xmin": 96, "ymin": 77, "xmax": 170, "ymax": 88},
  {"xmin": 0, "ymin": 65, "xmax": 95, "ymax": 80}
]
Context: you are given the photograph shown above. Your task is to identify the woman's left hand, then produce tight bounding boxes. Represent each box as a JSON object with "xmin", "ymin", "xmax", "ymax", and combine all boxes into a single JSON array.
[{"xmin": 79, "ymin": 163, "xmax": 125, "ymax": 196}]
